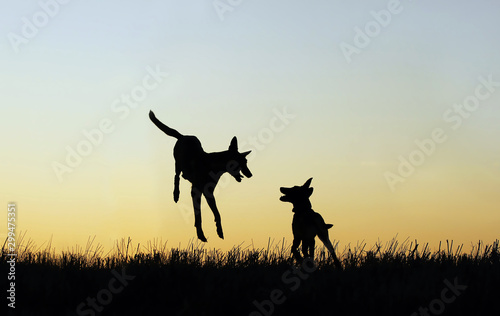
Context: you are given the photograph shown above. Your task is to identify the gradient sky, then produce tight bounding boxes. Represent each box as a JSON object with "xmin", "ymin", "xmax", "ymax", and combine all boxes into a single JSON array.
[{"xmin": 1, "ymin": 1, "xmax": 499, "ymax": 254}]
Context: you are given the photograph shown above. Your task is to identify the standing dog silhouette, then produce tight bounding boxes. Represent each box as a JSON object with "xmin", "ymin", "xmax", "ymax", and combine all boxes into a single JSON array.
[
  {"xmin": 280, "ymin": 178, "xmax": 342, "ymax": 268},
  {"xmin": 150, "ymin": 111, "xmax": 252, "ymax": 242}
]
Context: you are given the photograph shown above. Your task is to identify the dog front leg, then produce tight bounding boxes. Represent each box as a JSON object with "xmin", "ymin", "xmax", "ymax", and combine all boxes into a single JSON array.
[
  {"xmin": 292, "ymin": 238, "xmax": 303, "ymax": 264},
  {"xmin": 308, "ymin": 239, "xmax": 315, "ymax": 259},
  {"xmin": 191, "ymin": 186, "xmax": 207, "ymax": 242},
  {"xmin": 302, "ymin": 239, "xmax": 314, "ymax": 259}
]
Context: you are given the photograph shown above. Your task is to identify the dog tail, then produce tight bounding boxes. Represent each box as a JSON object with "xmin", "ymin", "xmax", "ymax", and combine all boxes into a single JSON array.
[{"xmin": 149, "ymin": 110, "xmax": 183, "ymax": 139}]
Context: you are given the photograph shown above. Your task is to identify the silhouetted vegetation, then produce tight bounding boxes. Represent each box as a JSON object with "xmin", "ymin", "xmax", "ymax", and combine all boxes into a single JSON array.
[{"xmin": 2, "ymin": 233, "xmax": 499, "ymax": 315}]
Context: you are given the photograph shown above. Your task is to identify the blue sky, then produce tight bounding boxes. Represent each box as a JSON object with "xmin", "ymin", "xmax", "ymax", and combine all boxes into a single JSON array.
[{"xmin": 1, "ymin": 1, "xmax": 499, "ymax": 251}]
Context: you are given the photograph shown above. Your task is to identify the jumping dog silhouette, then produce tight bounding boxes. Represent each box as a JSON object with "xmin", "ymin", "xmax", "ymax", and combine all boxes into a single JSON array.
[
  {"xmin": 150, "ymin": 110, "xmax": 252, "ymax": 242},
  {"xmin": 280, "ymin": 178, "xmax": 342, "ymax": 268}
]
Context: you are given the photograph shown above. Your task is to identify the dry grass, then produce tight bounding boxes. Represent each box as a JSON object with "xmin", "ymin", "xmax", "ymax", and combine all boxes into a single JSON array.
[
  {"xmin": 2, "ymin": 232, "xmax": 499, "ymax": 315},
  {"xmin": 2, "ymin": 232, "xmax": 498, "ymax": 269}
]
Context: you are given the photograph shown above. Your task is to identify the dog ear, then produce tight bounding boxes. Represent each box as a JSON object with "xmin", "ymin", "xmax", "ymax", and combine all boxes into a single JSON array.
[
  {"xmin": 325, "ymin": 224, "xmax": 333, "ymax": 229},
  {"xmin": 308, "ymin": 187, "xmax": 314, "ymax": 196},
  {"xmin": 242, "ymin": 150, "xmax": 251, "ymax": 157},
  {"xmin": 303, "ymin": 178, "xmax": 313, "ymax": 188},
  {"xmin": 229, "ymin": 136, "xmax": 238, "ymax": 151}
]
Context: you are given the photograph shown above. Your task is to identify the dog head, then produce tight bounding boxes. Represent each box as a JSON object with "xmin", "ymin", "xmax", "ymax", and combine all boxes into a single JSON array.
[
  {"xmin": 227, "ymin": 136, "xmax": 252, "ymax": 182},
  {"xmin": 280, "ymin": 178, "xmax": 313, "ymax": 204}
]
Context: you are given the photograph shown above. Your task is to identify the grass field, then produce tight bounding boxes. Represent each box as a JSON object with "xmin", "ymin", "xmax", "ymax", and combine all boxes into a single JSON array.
[{"xmin": 2, "ymin": 233, "xmax": 499, "ymax": 316}]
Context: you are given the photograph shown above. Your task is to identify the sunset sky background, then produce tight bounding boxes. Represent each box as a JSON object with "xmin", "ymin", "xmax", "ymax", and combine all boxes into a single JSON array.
[{"xmin": 1, "ymin": 1, "xmax": 499, "ymax": 254}]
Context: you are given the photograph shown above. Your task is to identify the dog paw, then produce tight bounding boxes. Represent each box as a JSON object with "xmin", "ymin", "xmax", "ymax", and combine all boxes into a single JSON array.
[
  {"xmin": 216, "ymin": 223, "xmax": 224, "ymax": 239},
  {"xmin": 197, "ymin": 228, "xmax": 207, "ymax": 242}
]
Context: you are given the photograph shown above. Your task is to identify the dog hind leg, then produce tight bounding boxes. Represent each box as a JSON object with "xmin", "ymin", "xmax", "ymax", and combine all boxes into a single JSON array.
[
  {"xmin": 191, "ymin": 186, "xmax": 207, "ymax": 242},
  {"xmin": 174, "ymin": 163, "xmax": 181, "ymax": 202},
  {"xmin": 318, "ymin": 234, "xmax": 342, "ymax": 269},
  {"xmin": 203, "ymin": 187, "xmax": 224, "ymax": 240}
]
